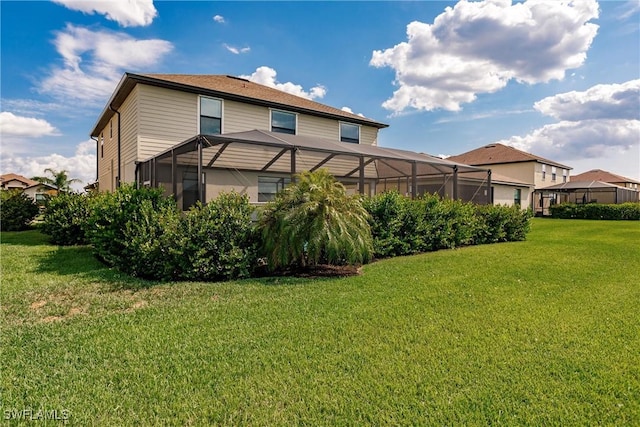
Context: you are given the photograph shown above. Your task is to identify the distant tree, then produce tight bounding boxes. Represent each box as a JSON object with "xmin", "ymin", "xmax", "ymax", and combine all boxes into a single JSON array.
[{"xmin": 32, "ymin": 168, "xmax": 81, "ymax": 192}]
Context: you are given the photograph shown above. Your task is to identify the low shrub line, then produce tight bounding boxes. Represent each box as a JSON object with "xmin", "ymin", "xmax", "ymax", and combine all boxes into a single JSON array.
[
  {"xmin": 40, "ymin": 171, "xmax": 532, "ymax": 281},
  {"xmin": 549, "ymin": 202, "xmax": 640, "ymax": 220}
]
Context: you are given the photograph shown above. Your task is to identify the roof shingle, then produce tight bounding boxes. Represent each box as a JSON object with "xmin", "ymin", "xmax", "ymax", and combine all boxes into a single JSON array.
[
  {"xmin": 448, "ymin": 143, "xmax": 571, "ymax": 169},
  {"xmin": 571, "ymin": 169, "xmax": 640, "ymax": 185}
]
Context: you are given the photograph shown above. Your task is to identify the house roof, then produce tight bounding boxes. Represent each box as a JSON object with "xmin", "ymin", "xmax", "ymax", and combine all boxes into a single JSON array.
[
  {"xmin": 448, "ymin": 143, "xmax": 572, "ymax": 169},
  {"xmin": 0, "ymin": 173, "xmax": 38, "ymax": 187},
  {"xmin": 537, "ymin": 180, "xmax": 635, "ymax": 191},
  {"xmin": 91, "ymin": 73, "xmax": 388, "ymax": 137},
  {"xmin": 571, "ymin": 169, "xmax": 640, "ymax": 185}
]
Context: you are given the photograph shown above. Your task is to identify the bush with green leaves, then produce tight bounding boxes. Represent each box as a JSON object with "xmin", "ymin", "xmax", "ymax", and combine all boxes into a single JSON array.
[
  {"xmin": 549, "ymin": 202, "xmax": 640, "ymax": 220},
  {"xmin": 86, "ymin": 184, "xmax": 176, "ymax": 268},
  {"xmin": 0, "ymin": 190, "xmax": 39, "ymax": 231},
  {"xmin": 41, "ymin": 192, "xmax": 91, "ymax": 245},
  {"xmin": 259, "ymin": 169, "xmax": 373, "ymax": 270},
  {"xmin": 173, "ymin": 193, "xmax": 257, "ymax": 281},
  {"xmin": 474, "ymin": 204, "xmax": 532, "ymax": 244}
]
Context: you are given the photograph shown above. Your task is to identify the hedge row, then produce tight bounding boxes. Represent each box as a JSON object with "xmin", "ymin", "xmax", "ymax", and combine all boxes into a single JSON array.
[
  {"xmin": 549, "ymin": 202, "xmax": 640, "ymax": 220},
  {"xmin": 42, "ymin": 185, "xmax": 533, "ymax": 281},
  {"xmin": 42, "ymin": 186, "xmax": 256, "ymax": 281},
  {"xmin": 363, "ymin": 191, "xmax": 532, "ymax": 258}
]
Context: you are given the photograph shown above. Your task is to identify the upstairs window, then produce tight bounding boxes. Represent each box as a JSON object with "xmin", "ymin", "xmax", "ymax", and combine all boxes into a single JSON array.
[
  {"xmin": 541, "ymin": 164, "xmax": 546, "ymax": 181},
  {"xmin": 551, "ymin": 166, "xmax": 557, "ymax": 182},
  {"xmin": 340, "ymin": 123, "xmax": 360, "ymax": 144},
  {"xmin": 100, "ymin": 133, "xmax": 104, "ymax": 158},
  {"xmin": 200, "ymin": 97, "xmax": 222, "ymax": 135},
  {"xmin": 563, "ymin": 170, "xmax": 567, "ymax": 183},
  {"xmin": 271, "ymin": 110, "xmax": 296, "ymax": 135}
]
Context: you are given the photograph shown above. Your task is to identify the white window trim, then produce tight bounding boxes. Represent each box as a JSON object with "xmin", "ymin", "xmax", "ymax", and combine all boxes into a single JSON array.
[
  {"xmin": 270, "ymin": 109, "xmax": 298, "ymax": 135},
  {"xmin": 339, "ymin": 122, "xmax": 360, "ymax": 144},
  {"xmin": 198, "ymin": 95, "xmax": 224, "ymax": 134}
]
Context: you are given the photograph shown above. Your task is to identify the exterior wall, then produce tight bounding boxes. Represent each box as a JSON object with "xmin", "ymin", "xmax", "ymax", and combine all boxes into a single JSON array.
[
  {"xmin": 360, "ymin": 125, "xmax": 379, "ymax": 146},
  {"xmin": 137, "ymin": 85, "xmax": 198, "ymax": 160},
  {"xmin": 97, "ymin": 85, "xmax": 139, "ymax": 192},
  {"xmin": 298, "ymin": 114, "xmax": 339, "ymax": 140},
  {"xmin": 534, "ymin": 162, "xmax": 570, "ymax": 188},
  {"xmin": 492, "ymin": 184, "xmax": 531, "ymax": 209},
  {"xmin": 223, "ymin": 100, "xmax": 269, "ymax": 133},
  {"xmin": 2, "ymin": 179, "xmax": 30, "ymax": 190}
]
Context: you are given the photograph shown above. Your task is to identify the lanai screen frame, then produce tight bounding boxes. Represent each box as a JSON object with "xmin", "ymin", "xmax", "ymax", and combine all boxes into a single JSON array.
[{"xmin": 136, "ymin": 130, "xmax": 492, "ymax": 205}]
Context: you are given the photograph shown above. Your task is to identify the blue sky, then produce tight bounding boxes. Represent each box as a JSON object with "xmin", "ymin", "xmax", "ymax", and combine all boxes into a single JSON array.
[{"xmin": 1, "ymin": 0, "xmax": 639, "ymax": 188}]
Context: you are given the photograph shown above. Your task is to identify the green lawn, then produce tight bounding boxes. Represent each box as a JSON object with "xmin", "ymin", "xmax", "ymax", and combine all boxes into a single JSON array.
[{"xmin": 2, "ymin": 219, "xmax": 639, "ymax": 425}]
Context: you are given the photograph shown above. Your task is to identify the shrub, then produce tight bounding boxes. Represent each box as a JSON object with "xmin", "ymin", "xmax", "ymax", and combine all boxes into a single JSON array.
[
  {"xmin": 86, "ymin": 184, "xmax": 176, "ymax": 268},
  {"xmin": 120, "ymin": 199, "xmax": 180, "ymax": 280},
  {"xmin": 173, "ymin": 193, "xmax": 257, "ymax": 281},
  {"xmin": 41, "ymin": 192, "xmax": 91, "ymax": 245},
  {"xmin": 549, "ymin": 202, "xmax": 640, "ymax": 220},
  {"xmin": 259, "ymin": 169, "xmax": 373, "ymax": 270},
  {"xmin": 0, "ymin": 190, "xmax": 39, "ymax": 231}
]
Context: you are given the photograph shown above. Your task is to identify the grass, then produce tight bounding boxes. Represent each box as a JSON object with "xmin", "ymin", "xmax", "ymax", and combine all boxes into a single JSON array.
[{"xmin": 1, "ymin": 219, "xmax": 639, "ymax": 425}]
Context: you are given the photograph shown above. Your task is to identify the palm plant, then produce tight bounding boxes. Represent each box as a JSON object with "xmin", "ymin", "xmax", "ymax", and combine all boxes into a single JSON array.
[
  {"xmin": 32, "ymin": 168, "xmax": 81, "ymax": 192},
  {"xmin": 259, "ymin": 169, "xmax": 373, "ymax": 270}
]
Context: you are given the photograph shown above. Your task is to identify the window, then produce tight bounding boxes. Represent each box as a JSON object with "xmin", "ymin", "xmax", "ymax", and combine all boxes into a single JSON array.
[
  {"xmin": 110, "ymin": 120, "xmax": 113, "ymax": 138},
  {"xmin": 541, "ymin": 164, "xmax": 546, "ymax": 180},
  {"xmin": 200, "ymin": 97, "xmax": 222, "ymax": 135},
  {"xmin": 100, "ymin": 133, "xmax": 104, "ymax": 158},
  {"xmin": 340, "ymin": 122, "xmax": 360, "ymax": 144},
  {"xmin": 271, "ymin": 110, "xmax": 296, "ymax": 135},
  {"xmin": 551, "ymin": 166, "xmax": 557, "ymax": 182},
  {"xmin": 563, "ymin": 170, "xmax": 567, "ymax": 183},
  {"xmin": 514, "ymin": 188, "xmax": 522, "ymax": 206},
  {"xmin": 258, "ymin": 176, "xmax": 290, "ymax": 202}
]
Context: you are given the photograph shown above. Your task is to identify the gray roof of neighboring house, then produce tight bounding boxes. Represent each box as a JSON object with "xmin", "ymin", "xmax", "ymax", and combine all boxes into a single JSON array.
[{"xmin": 91, "ymin": 73, "xmax": 388, "ymax": 137}]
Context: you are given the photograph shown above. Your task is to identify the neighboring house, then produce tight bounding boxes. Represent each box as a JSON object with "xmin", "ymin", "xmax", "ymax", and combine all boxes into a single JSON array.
[
  {"xmin": 571, "ymin": 169, "xmax": 640, "ymax": 191},
  {"xmin": 534, "ymin": 181, "xmax": 639, "ymax": 214},
  {"xmin": 1, "ymin": 173, "xmax": 38, "ymax": 191},
  {"xmin": 0, "ymin": 173, "xmax": 57, "ymax": 204},
  {"xmin": 91, "ymin": 73, "xmax": 500, "ymax": 208},
  {"xmin": 448, "ymin": 143, "xmax": 572, "ymax": 212}
]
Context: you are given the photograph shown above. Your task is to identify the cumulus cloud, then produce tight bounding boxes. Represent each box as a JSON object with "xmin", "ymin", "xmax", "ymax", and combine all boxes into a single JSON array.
[
  {"xmin": 341, "ymin": 106, "xmax": 365, "ymax": 117},
  {"xmin": 501, "ymin": 119, "xmax": 639, "ymax": 160},
  {"xmin": 496, "ymin": 79, "xmax": 640, "ymax": 179},
  {"xmin": 534, "ymin": 79, "xmax": 640, "ymax": 121},
  {"xmin": 38, "ymin": 24, "xmax": 173, "ymax": 104},
  {"xmin": 0, "ymin": 112, "xmax": 60, "ymax": 138},
  {"xmin": 213, "ymin": 14, "xmax": 225, "ymax": 23},
  {"xmin": 53, "ymin": 0, "xmax": 157, "ymax": 27},
  {"xmin": 223, "ymin": 44, "xmax": 250, "ymax": 55},
  {"xmin": 0, "ymin": 140, "xmax": 96, "ymax": 190},
  {"xmin": 240, "ymin": 66, "xmax": 327, "ymax": 100},
  {"xmin": 371, "ymin": 0, "xmax": 599, "ymax": 113}
]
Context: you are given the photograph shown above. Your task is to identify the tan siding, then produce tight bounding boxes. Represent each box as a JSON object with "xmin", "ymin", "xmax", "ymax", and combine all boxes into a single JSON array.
[
  {"xmin": 360, "ymin": 125, "xmax": 378, "ymax": 146},
  {"xmin": 120, "ymin": 85, "xmax": 139, "ymax": 183},
  {"xmin": 223, "ymin": 100, "xmax": 269, "ymax": 132},
  {"xmin": 138, "ymin": 85, "xmax": 198, "ymax": 160},
  {"xmin": 298, "ymin": 115, "xmax": 340, "ymax": 140}
]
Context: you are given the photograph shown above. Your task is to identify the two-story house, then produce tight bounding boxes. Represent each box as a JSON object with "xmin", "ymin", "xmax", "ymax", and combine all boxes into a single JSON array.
[
  {"xmin": 448, "ymin": 143, "xmax": 572, "ymax": 212},
  {"xmin": 91, "ymin": 73, "xmax": 499, "ymax": 209},
  {"xmin": 571, "ymin": 169, "xmax": 640, "ymax": 191}
]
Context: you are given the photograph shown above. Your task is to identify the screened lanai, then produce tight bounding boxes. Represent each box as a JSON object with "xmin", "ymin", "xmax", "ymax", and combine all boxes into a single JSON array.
[{"xmin": 137, "ymin": 130, "xmax": 493, "ymax": 210}]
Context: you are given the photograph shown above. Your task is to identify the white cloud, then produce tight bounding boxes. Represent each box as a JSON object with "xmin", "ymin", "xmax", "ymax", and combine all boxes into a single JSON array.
[
  {"xmin": 618, "ymin": 0, "xmax": 640, "ymax": 20},
  {"xmin": 38, "ymin": 24, "xmax": 173, "ymax": 104},
  {"xmin": 223, "ymin": 44, "xmax": 250, "ymax": 55},
  {"xmin": 371, "ymin": 0, "xmax": 599, "ymax": 113},
  {"xmin": 0, "ymin": 112, "xmax": 60, "ymax": 138},
  {"xmin": 213, "ymin": 15, "xmax": 225, "ymax": 24},
  {"xmin": 53, "ymin": 0, "xmax": 157, "ymax": 27},
  {"xmin": 341, "ymin": 106, "xmax": 365, "ymax": 117},
  {"xmin": 534, "ymin": 79, "xmax": 640, "ymax": 121},
  {"xmin": 240, "ymin": 66, "xmax": 327, "ymax": 100},
  {"xmin": 501, "ymin": 119, "xmax": 639, "ymax": 161},
  {"xmin": 0, "ymin": 140, "xmax": 97, "ymax": 190}
]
